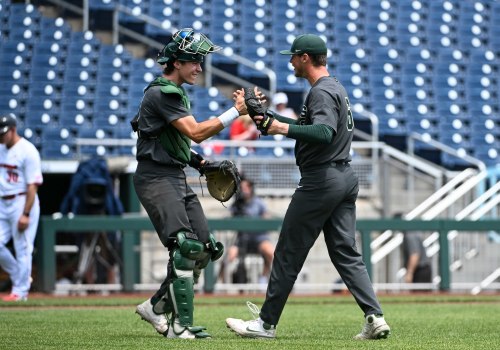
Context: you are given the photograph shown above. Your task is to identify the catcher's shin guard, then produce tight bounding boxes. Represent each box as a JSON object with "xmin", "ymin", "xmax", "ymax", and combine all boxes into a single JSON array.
[
  {"xmin": 170, "ymin": 247, "xmax": 197, "ymax": 327},
  {"xmin": 168, "ymin": 233, "xmax": 225, "ymax": 326}
]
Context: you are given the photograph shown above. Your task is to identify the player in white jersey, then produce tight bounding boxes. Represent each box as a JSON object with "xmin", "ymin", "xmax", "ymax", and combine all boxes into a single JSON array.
[{"xmin": 0, "ymin": 113, "xmax": 43, "ymax": 302}]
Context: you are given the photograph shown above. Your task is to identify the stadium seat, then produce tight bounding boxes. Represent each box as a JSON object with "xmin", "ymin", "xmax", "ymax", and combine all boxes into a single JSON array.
[
  {"xmin": 89, "ymin": 0, "xmax": 116, "ymax": 11},
  {"xmin": 2, "ymin": 0, "xmax": 498, "ymax": 167},
  {"xmin": 39, "ymin": 17, "xmax": 71, "ymax": 43},
  {"xmin": 59, "ymin": 109, "xmax": 93, "ymax": 130},
  {"xmin": 41, "ymin": 140, "xmax": 76, "ymax": 160},
  {"xmin": 145, "ymin": 1, "xmax": 178, "ymax": 36}
]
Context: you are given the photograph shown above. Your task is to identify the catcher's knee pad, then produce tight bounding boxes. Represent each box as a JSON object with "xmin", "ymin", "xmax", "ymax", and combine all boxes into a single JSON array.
[
  {"xmin": 176, "ymin": 232, "xmax": 224, "ymax": 266},
  {"xmin": 191, "ymin": 233, "xmax": 225, "ymax": 282},
  {"xmin": 176, "ymin": 232, "xmax": 206, "ymax": 260}
]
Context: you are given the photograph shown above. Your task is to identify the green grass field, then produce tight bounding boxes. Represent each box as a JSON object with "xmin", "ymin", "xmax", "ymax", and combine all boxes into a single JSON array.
[{"xmin": 1, "ymin": 294, "xmax": 499, "ymax": 349}]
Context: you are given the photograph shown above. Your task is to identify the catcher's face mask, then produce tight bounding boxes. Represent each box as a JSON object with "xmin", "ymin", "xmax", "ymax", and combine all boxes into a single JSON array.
[{"xmin": 157, "ymin": 28, "xmax": 222, "ymax": 64}]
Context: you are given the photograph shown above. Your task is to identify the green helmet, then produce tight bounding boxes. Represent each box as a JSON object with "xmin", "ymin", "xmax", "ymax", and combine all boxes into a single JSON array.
[{"xmin": 157, "ymin": 28, "xmax": 222, "ymax": 64}]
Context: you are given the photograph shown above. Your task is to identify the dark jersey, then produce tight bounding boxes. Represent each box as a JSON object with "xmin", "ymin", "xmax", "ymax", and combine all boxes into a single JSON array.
[
  {"xmin": 135, "ymin": 86, "xmax": 191, "ymax": 165},
  {"xmin": 295, "ymin": 76, "xmax": 354, "ymax": 169},
  {"xmin": 403, "ymin": 234, "xmax": 431, "ymax": 268}
]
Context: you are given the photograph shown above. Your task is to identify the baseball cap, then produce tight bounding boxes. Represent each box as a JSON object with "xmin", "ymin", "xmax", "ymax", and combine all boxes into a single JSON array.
[
  {"xmin": 272, "ymin": 92, "xmax": 288, "ymax": 106},
  {"xmin": 280, "ymin": 34, "xmax": 327, "ymax": 55},
  {"xmin": 0, "ymin": 113, "xmax": 17, "ymax": 135}
]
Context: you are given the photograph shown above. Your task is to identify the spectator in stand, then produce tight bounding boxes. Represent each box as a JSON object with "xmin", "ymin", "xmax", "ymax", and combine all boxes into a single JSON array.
[
  {"xmin": 229, "ymin": 115, "xmax": 259, "ymax": 157},
  {"xmin": 229, "ymin": 114, "xmax": 259, "ymax": 141},
  {"xmin": 395, "ymin": 213, "xmax": 432, "ymax": 288},
  {"xmin": 272, "ymin": 92, "xmax": 298, "ymax": 120},
  {"xmin": 402, "ymin": 232, "xmax": 432, "ymax": 286},
  {"xmin": 225, "ymin": 177, "xmax": 274, "ymax": 286}
]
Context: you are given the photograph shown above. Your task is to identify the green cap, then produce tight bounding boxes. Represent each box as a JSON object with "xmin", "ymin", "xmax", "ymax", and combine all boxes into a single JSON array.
[{"xmin": 280, "ymin": 34, "xmax": 327, "ymax": 55}]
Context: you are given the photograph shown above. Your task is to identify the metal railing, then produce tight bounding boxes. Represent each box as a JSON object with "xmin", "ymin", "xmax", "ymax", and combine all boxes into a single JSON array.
[
  {"xmin": 70, "ymin": 137, "xmax": 447, "ymax": 201},
  {"xmin": 35, "ymin": 215, "xmax": 500, "ymax": 294},
  {"xmin": 371, "ymin": 135, "xmax": 493, "ymax": 278},
  {"xmin": 408, "ymin": 132, "xmax": 486, "ymax": 173}
]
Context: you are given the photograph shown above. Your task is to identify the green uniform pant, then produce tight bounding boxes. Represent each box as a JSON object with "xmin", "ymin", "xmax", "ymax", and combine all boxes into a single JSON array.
[{"xmin": 260, "ymin": 163, "xmax": 383, "ymax": 325}]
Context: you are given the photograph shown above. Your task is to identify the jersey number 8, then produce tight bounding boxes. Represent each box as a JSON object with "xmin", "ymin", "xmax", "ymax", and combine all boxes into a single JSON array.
[{"xmin": 345, "ymin": 97, "xmax": 354, "ymax": 131}]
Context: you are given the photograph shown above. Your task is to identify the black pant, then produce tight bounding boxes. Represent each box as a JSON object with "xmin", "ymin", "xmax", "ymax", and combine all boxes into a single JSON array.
[
  {"xmin": 413, "ymin": 265, "xmax": 432, "ymax": 283},
  {"xmin": 133, "ymin": 161, "xmax": 209, "ymax": 248},
  {"xmin": 260, "ymin": 164, "xmax": 383, "ymax": 325}
]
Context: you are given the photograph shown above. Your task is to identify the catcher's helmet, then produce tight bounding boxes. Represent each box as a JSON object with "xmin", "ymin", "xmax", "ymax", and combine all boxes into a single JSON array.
[
  {"xmin": 0, "ymin": 113, "xmax": 17, "ymax": 135},
  {"xmin": 157, "ymin": 28, "xmax": 222, "ymax": 64}
]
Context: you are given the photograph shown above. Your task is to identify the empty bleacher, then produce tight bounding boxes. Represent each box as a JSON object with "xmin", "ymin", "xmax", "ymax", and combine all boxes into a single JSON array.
[{"xmin": 0, "ymin": 0, "xmax": 499, "ymax": 166}]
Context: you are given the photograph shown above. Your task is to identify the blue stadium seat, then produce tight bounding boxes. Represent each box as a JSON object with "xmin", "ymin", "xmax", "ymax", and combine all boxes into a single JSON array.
[
  {"xmin": 60, "ymin": 96, "xmax": 94, "ymax": 116},
  {"xmin": 61, "ymin": 82, "xmax": 95, "ymax": 100},
  {"xmin": 42, "ymin": 125, "xmax": 74, "ymax": 142},
  {"xmin": 0, "ymin": 82, "xmax": 26, "ymax": 102},
  {"xmin": 405, "ymin": 47, "xmax": 435, "ymax": 62},
  {"xmin": 406, "ymin": 119, "xmax": 439, "ymax": 148},
  {"xmin": 93, "ymin": 97, "xmax": 128, "ymax": 118},
  {"xmin": 62, "ymin": 65, "xmax": 97, "ymax": 85},
  {"xmin": 28, "ymin": 84, "xmax": 60, "ymax": 102},
  {"xmin": 0, "ymin": 57, "xmax": 30, "ymax": 83},
  {"xmin": 32, "ymin": 41, "xmax": 67, "ymax": 57},
  {"xmin": 117, "ymin": 0, "xmax": 149, "ymax": 25},
  {"xmin": 302, "ymin": 0, "xmax": 334, "ymax": 35},
  {"xmin": 89, "ymin": 0, "xmax": 116, "ymax": 10},
  {"xmin": 95, "ymin": 82, "xmax": 128, "ymax": 102},
  {"xmin": 372, "ymin": 107, "xmax": 407, "ymax": 137},
  {"xmin": 472, "ymin": 147, "xmax": 499, "ymax": 167},
  {"xmin": 441, "ymin": 152, "xmax": 476, "ymax": 169},
  {"xmin": 41, "ymin": 140, "xmax": 76, "ymax": 160},
  {"xmin": 98, "ymin": 56, "xmax": 130, "ymax": 75},
  {"xmin": 145, "ymin": 1, "xmax": 178, "ymax": 36},
  {"xmin": 373, "ymin": 47, "xmax": 403, "ymax": 63},
  {"xmin": 96, "ymin": 66, "xmax": 128, "ymax": 87},
  {"xmin": 178, "ymin": 0, "xmax": 211, "ymax": 30},
  {"xmin": 25, "ymin": 108, "xmax": 59, "ymax": 128},
  {"xmin": 59, "ymin": 109, "xmax": 93, "ymax": 130},
  {"xmin": 2, "ymin": 0, "xmax": 498, "ymax": 166},
  {"xmin": 31, "ymin": 52, "xmax": 65, "ymax": 75},
  {"xmin": 38, "ymin": 17, "xmax": 72, "ymax": 43},
  {"xmin": 0, "ymin": 95, "xmax": 22, "ymax": 115}
]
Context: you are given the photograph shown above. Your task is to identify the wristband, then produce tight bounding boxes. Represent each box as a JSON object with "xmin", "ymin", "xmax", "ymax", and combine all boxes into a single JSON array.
[
  {"xmin": 23, "ymin": 211, "xmax": 30, "ymax": 217},
  {"xmin": 217, "ymin": 107, "xmax": 239, "ymax": 127}
]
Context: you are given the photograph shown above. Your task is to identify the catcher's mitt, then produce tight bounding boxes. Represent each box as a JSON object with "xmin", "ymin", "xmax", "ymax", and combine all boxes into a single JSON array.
[
  {"xmin": 244, "ymin": 87, "xmax": 275, "ymax": 136},
  {"xmin": 201, "ymin": 160, "xmax": 240, "ymax": 202}
]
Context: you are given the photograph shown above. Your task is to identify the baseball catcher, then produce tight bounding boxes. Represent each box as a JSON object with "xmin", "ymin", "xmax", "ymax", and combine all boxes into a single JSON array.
[{"xmin": 133, "ymin": 27, "xmax": 247, "ymax": 339}]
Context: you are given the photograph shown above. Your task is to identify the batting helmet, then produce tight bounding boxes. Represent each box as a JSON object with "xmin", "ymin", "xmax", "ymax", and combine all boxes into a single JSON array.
[
  {"xmin": 0, "ymin": 113, "xmax": 17, "ymax": 135},
  {"xmin": 157, "ymin": 28, "xmax": 222, "ymax": 65}
]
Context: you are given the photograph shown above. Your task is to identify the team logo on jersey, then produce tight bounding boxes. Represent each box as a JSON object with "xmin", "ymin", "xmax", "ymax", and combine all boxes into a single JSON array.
[
  {"xmin": 6, "ymin": 169, "xmax": 19, "ymax": 183},
  {"xmin": 298, "ymin": 105, "xmax": 307, "ymax": 125}
]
